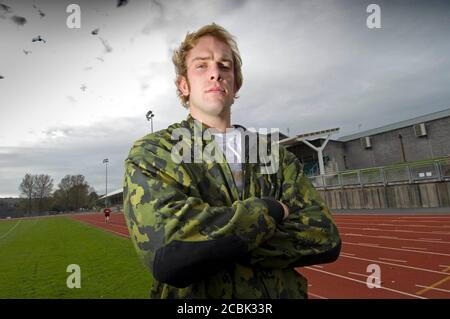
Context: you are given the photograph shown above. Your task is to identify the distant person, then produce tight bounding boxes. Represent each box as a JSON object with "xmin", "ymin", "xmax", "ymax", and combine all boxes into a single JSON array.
[
  {"xmin": 123, "ymin": 23, "xmax": 341, "ymax": 298},
  {"xmin": 103, "ymin": 207, "xmax": 111, "ymax": 223}
]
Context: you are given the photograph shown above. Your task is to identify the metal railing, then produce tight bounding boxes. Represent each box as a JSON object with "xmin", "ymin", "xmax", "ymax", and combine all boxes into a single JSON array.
[{"xmin": 309, "ymin": 157, "xmax": 450, "ymax": 189}]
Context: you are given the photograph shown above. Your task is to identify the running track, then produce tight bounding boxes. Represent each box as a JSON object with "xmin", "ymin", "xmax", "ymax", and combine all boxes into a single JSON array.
[{"xmin": 71, "ymin": 212, "xmax": 450, "ymax": 299}]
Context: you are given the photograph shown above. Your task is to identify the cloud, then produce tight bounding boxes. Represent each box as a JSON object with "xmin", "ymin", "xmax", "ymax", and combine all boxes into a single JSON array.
[
  {"xmin": 0, "ymin": 116, "xmax": 156, "ymax": 197},
  {"xmin": 1, "ymin": 0, "xmax": 450, "ymax": 197}
]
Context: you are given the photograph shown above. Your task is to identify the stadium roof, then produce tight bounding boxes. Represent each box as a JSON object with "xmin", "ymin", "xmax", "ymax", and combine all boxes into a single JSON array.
[
  {"xmin": 338, "ymin": 107, "xmax": 450, "ymax": 142},
  {"xmin": 99, "ymin": 188, "xmax": 123, "ymax": 200},
  {"xmin": 279, "ymin": 128, "xmax": 340, "ymax": 147}
]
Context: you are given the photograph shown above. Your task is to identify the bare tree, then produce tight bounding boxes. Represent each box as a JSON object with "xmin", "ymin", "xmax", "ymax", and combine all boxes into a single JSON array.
[
  {"xmin": 57, "ymin": 175, "xmax": 73, "ymax": 209},
  {"xmin": 19, "ymin": 173, "xmax": 35, "ymax": 214},
  {"xmin": 71, "ymin": 175, "xmax": 87, "ymax": 210},
  {"xmin": 34, "ymin": 174, "xmax": 54, "ymax": 212}
]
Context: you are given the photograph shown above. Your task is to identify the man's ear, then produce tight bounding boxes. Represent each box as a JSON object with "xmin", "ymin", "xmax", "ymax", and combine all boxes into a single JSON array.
[
  {"xmin": 233, "ymin": 81, "xmax": 239, "ymax": 99},
  {"xmin": 177, "ymin": 75, "xmax": 190, "ymax": 97}
]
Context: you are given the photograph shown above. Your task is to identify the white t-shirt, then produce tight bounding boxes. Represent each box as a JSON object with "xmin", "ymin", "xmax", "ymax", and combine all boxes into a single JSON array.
[{"xmin": 212, "ymin": 128, "xmax": 244, "ymax": 198}]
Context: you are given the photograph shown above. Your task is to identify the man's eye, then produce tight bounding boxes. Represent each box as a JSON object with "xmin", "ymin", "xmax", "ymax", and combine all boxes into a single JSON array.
[
  {"xmin": 196, "ymin": 64, "xmax": 207, "ymax": 69},
  {"xmin": 220, "ymin": 64, "xmax": 231, "ymax": 70}
]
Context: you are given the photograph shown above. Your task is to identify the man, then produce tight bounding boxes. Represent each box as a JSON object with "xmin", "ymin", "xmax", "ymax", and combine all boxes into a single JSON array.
[
  {"xmin": 123, "ymin": 23, "xmax": 341, "ymax": 298},
  {"xmin": 103, "ymin": 207, "xmax": 111, "ymax": 223}
]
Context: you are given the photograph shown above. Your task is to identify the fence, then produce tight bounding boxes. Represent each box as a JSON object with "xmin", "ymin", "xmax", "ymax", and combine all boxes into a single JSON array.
[{"xmin": 309, "ymin": 157, "xmax": 450, "ymax": 189}]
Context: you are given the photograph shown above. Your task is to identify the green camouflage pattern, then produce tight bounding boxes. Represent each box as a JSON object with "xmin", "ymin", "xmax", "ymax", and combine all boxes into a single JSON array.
[{"xmin": 123, "ymin": 114, "xmax": 341, "ymax": 298}]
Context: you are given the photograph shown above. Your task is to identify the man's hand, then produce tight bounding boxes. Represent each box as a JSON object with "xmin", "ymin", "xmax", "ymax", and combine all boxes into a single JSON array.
[{"xmin": 278, "ymin": 201, "xmax": 289, "ymax": 220}]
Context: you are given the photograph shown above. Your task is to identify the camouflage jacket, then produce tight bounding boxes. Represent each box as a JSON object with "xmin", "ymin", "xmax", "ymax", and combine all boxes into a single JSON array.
[{"xmin": 123, "ymin": 115, "xmax": 341, "ymax": 299}]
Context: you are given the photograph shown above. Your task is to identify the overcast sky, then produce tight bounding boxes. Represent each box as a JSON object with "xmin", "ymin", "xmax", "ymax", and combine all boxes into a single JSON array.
[{"xmin": 1, "ymin": 0, "xmax": 450, "ymax": 197}]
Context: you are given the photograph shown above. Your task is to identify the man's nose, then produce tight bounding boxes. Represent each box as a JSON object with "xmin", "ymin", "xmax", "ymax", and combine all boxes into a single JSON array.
[{"xmin": 209, "ymin": 64, "xmax": 222, "ymax": 81}]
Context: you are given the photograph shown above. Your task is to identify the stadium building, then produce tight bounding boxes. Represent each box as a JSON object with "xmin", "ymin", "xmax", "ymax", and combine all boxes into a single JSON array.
[{"xmin": 100, "ymin": 107, "xmax": 450, "ymax": 210}]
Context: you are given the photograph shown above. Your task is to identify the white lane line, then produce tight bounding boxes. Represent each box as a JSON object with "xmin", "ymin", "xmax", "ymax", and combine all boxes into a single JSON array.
[
  {"xmin": 415, "ymin": 285, "xmax": 450, "ymax": 294},
  {"xmin": 0, "ymin": 220, "xmax": 22, "ymax": 240},
  {"xmin": 438, "ymin": 265, "xmax": 449, "ymax": 268},
  {"xmin": 335, "ymin": 218, "xmax": 450, "ymax": 222},
  {"xmin": 340, "ymin": 252, "xmax": 355, "ymax": 256},
  {"xmin": 337, "ymin": 222, "xmax": 450, "ymax": 229},
  {"xmin": 350, "ymin": 216, "xmax": 450, "ymax": 220},
  {"xmin": 397, "ymin": 216, "xmax": 450, "ymax": 219},
  {"xmin": 345, "ymin": 242, "xmax": 449, "ymax": 256},
  {"xmin": 401, "ymin": 246, "xmax": 428, "ymax": 251},
  {"xmin": 339, "ymin": 226, "xmax": 450, "ymax": 236},
  {"xmin": 339, "ymin": 254, "xmax": 449, "ymax": 276},
  {"xmin": 348, "ymin": 272, "xmax": 368, "ymax": 278},
  {"xmin": 305, "ymin": 267, "xmax": 426, "ymax": 299},
  {"xmin": 431, "ymin": 230, "xmax": 450, "ymax": 235},
  {"xmin": 359, "ymin": 242, "xmax": 379, "ymax": 246},
  {"xmin": 342, "ymin": 233, "xmax": 450, "ymax": 244},
  {"xmin": 308, "ymin": 292, "xmax": 328, "ymax": 299},
  {"xmin": 379, "ymin": 257, "xmax": 407, "ymax": 263},
  {"xmin": 312, "ymin": 265, "xmax": 324, "ymax": 268}
]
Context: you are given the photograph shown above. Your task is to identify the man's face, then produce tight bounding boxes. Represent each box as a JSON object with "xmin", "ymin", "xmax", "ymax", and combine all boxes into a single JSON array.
[{"xmin": 178, "ymin": 35, "xmax": 236, "ymax": 117}]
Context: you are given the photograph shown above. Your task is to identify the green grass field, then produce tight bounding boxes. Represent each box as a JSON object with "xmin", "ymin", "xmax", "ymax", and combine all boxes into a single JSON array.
[{"xmin": 0, "ymin": 217, "xmax": 153, "ymax": 298}]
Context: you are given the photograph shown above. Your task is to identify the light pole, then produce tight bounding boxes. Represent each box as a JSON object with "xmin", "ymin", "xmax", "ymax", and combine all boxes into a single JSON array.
[
  {"xmin": 146, "ymin": 110, "xmax": 154, "ymax": 133},
  {"xmin": 103, "ymin": 158, "xmax": 108, "ymax": 207}
]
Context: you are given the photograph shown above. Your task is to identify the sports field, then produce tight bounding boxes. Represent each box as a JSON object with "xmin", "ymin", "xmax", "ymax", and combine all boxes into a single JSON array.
[
  {"xmin": 0, "ymin": 216, "xmax": 152, "ymax": 298},
  {"xmin": 1, "ymin": 212, "xmax": 449, "ymax": 299},
  {"xmin": 72, "ymin": 212, "xmax": 450, "ymax": 299}
]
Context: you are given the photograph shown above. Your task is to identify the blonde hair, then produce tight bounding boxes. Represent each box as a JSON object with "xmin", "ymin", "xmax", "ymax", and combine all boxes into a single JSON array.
[{"xmin": 172, "ymin": 23, "xmax": 243, "ymax": 108}]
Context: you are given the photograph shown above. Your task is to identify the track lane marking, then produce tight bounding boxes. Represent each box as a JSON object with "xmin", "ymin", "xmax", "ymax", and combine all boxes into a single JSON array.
[
  {"xmin": 337, "ymin": 222, "xmax": 450, "ymax": 229},
  {"xmin": 345, "ymin": 242, "xmax": 448, "ymax": 256},
  {"xmin": 339, "ymin": 254, "xmax": 449, "ymax": 275},
  {"xmin": 416, "ymin": 266, "xmax": 450, "ymax": 296},
  {"xmin": 308, "ymin": 292, "xmax": 328, "ymax": 299},
  {"xmin": 401, "ymin": 246, "xmax": 428, "ymax": 250},
  {"xmin": 378, "ymin": 257, "xmax": 407, "ymax": 263},
  {"xmin": 304, "ymin": 267, "xmax": 426, "ymax": 299},
  {"xmin": 348, "ymin": 272, "xmax": 368, "ymax": 278},
  {"xmin": 339, "ymin": 226, "xmax": 450, "ymax": 236},
  {"xmin": 415, "ymin": 285, "xmax": 450, "ymax": 294},
  {"xmin": 342, "ymin": 233, "xmax": 450, "ymax": 244}
]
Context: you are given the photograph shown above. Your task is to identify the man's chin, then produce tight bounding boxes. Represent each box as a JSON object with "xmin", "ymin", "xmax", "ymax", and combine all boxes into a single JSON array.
[{"xmin": 197, "ymin": 102, "xmax": 231, "ymax": 115}]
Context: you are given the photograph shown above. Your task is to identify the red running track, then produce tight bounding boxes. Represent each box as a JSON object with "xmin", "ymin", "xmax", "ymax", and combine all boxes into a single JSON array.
[{"xmin": 70, "ymin": 212, "xmax": 450, "ymax": 299}]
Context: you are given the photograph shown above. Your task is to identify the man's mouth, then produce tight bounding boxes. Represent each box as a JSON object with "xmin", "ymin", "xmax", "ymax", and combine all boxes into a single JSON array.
[{"xmin": 206, "ymin": 87, "xmax": 226, "ymax": 93}]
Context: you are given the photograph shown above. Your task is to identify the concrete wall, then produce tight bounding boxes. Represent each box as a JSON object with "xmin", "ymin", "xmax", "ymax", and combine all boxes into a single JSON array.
[
  {"xmin": 318, "ymin": 181, "xmax": 450, "ymax": 209},
  {"xmin": 323, "ymin": 140, "xmax": 346, "ymax": 173},
  {"xmin": 343, "ymin": 116, "xmax": 450, "ymax": 169}
]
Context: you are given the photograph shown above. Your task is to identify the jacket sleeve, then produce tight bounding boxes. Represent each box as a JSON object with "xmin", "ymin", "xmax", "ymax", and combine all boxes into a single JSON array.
[
  {"xmin": 123, "ymin": 142, "xmax": 282, "ymax": 288},
  {"xmin": 249, "ymin": 148, "xmax": 341, "ymax": 269}
]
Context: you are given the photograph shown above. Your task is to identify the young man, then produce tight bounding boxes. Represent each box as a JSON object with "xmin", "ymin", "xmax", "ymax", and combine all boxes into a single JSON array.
[
  {"xmin": 123, "ymin": 24, "xmax": 341, "ymax": 298},
  {"xmin": 103, "ymin": 207, "xmax": 111, "ymax": 223}
]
